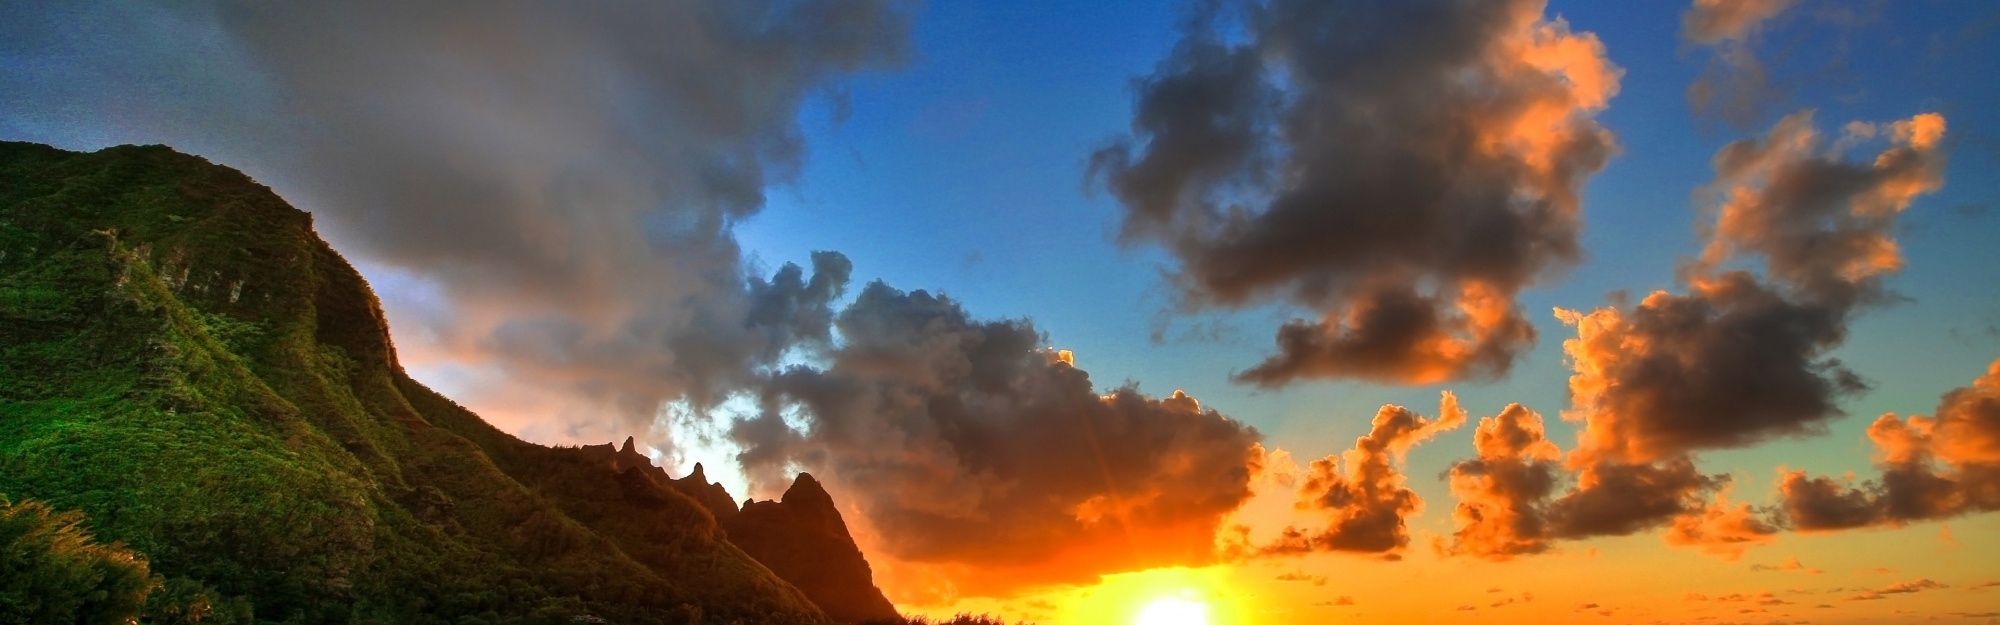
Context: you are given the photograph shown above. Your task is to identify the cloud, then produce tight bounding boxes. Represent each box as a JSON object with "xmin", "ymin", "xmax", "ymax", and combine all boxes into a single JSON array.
[
  {"xmin": 1683, "ymin": 0, "xmax": 1799, "ymax": 44},
  {"xmin": 1090, "ymin": 0, "xmax": 1620, "ymax": 385},
  {"xmin": 0, "ymin": 0, "xmax": 911, "ymax": 447},
  {"xmin": 729, "ymin": 282, "xmax": 1262, "ymax": 599},
  {"xmin": 1559, "ymin": 111, "xmax": 1946, "ymax": 468},
  {"xmin": 1749, "ymin": 556, "xmax": 1822, "ymax": 574},
  {"xmin": 1663, "ymin": 490, "xmax": 1781, "ymax": 559},
  {"xmin": 1442, "ymin": 111, "xmax": 1945, "ymax": 558},
  {"xmin": 1444, "ymin": 403, "xmax": 1563, "ymax": 559},
  {"xmin": 1880, "ymin": 579, "xmax": 1947, "ymax": 594},
  {"xmin": 1780, "ymin": 356, "xmax": 2000, "ymax": 529},
  {"xmin": 1262, "ymin": 394, "xmax": 1466, "ymax": 554},
  {"xmin": 1848, "ymin": 578, "xmax": 1947, "ymax": 601},
  {"xmin": 1550, "ymin": 111, "xmax": 1945, "ymax": 543},
  {"xmin": 1441, "ymin": 405, "xmax": 1751, "ymax": 557},
  {"xmin": 1546, "ymin": 458, "xmax": 1723, "ymax": 539},
  {"xmin": 1682, "ymin": 0, "xmax": 1801, "ymax": 126}
]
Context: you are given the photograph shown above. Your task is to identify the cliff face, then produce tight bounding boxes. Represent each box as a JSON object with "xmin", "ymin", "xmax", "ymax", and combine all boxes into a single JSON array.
[
  {"xmin": 0, "ymin": 141, "xmax": 848, "ymax": 624},
  {"xmin": 725, "ymin": 474, "xmax": 901, "ymax": 624}
]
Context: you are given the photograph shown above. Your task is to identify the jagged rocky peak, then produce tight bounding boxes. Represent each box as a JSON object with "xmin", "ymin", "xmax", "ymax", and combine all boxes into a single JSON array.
[
  {"xmin": 577, "ymin": 435, "xmax": 741, "ymax": 520},
  {"xmin": 671, "ymin": 462, "xmax": 741, "ymax": 520},
  {"xmin": 725, "ymin": 473, "xmax": 898, "ymax": 624},
  {"xmin": 764, "ymin": 472, "xmax": 844, "ymax": 535}
]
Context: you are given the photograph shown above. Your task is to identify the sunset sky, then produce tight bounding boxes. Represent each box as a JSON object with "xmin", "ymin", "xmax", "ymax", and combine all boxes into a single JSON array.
[{"xmin": 6, "ymin": 1, "xmax": 2000, "ymax": 623}]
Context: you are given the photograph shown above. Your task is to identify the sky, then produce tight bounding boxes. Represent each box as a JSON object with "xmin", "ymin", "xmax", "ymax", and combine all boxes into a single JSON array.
[{"xmin": 5, "ymin": 0, "xmax": 2000, "ymax": 623}]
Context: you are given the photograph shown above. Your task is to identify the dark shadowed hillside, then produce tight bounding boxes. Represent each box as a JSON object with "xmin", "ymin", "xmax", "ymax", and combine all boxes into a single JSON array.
[
  {"xmin": 572, "ymin": 437, "xmax": 900, "ymax": 623},
  {"xmin": 725, "ymin": 474, "xmax": 901, "ymax": 624},
  {"xmin": 0, "ymin": 141, "xmax": 890, "ymax": 624}
]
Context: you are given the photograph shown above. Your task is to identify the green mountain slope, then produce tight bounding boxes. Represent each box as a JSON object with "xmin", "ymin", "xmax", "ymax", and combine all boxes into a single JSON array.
[{"xmin": 0, "ymin": 141, "xmax": 834, "ymax": 625}]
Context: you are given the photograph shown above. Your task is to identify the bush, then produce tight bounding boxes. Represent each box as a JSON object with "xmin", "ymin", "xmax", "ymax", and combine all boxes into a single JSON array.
[{"xmin": 0, "ymin": 495, "xmax": 153, "ymax": 625}]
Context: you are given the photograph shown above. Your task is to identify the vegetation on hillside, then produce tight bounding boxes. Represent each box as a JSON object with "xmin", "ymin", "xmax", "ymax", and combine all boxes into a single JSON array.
[{"xmin": 0, "ymin": 141, "xmax": 832, "ymax": 624}]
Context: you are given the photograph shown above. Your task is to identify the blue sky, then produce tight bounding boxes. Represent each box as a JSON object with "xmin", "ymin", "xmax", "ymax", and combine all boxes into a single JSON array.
[{"xmin": 739, "ymin": 0, "xmax": 2000, "ymax": 489}]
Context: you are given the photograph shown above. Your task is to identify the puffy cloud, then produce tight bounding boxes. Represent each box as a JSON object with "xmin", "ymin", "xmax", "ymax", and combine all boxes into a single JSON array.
[
  {"xmin": 730, "ymin": 282, "xmax": 1262, "ymax": 598},
  {"xmin": 1091, "ymin": 0, "xmax": 1620, "ymax": 385},
  {"xmin": 0, "ymin": 0, "xmax": 911, "ymax": 445},
  {"xmin": 1780, "ymin": 357, "xmax": 2000, "ymax": 529},
  {"xmin": 1442, "ymin": 112, "xmax": 1943, "ymax": 557},
  {"xmin": 1560, "ymin": 111, "xmax": 1946, "ymax": 468},
  {"xmin": 1556, "ymin": 274, "xmax": 1867, "ymax": 465},
  {"xmin": 1442, "ymin": 408, "xmax": 1757, "ymax": 559},
  {"xmin": 1546, "ymin": 458, "xmax": 1722, "ymax": 539},
  {"xmin": 1776, "ymin": 469, "xmax": 1883, "ymax": 531},
  {"xmin": 1444, "ymin": 403, "xmax": 1563, "ymax": 559},
  {"xmin": 1264, "ymin": 395, "xmax": 1466, "ymax": 554}
]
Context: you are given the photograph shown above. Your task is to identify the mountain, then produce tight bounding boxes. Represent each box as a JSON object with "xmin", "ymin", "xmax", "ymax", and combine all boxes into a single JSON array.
[
  {"xmin": 724, "ymin": 474, "xmax": 902, "ymax": 624},
  {"xmin": 574, "ymin": 437, "xmax": 899, "ymax": 623},
  {"xmin": 0, "ymin": 141, "xmax": 892, "ymax": 624}
]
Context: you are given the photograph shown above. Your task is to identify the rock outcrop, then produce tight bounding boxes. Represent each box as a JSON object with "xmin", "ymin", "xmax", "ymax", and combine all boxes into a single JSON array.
[{"xmin": 725, "ymin": 474, "xmax": 900, "ymax": 624}]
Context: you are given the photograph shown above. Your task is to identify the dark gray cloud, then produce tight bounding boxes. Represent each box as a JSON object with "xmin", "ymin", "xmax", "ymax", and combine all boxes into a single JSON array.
[
  {"xmin": 1547, "ymin": 458, "xmax": 1721, "ymax": 539},
  {"xmin": 730, "ymin": 281, "xmax": 1262, "ymax": 598},
  {"xmin": 0, "ymin": 0, "xmax": 910, "ymax": 444},
  {"xmin": 1091, "ymin": 0, "xmax": 1621, "ymax": 386}
]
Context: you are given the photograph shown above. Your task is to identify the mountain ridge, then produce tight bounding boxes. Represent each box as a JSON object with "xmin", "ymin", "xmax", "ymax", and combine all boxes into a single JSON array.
[{"xmin": 0, "ymin": 141, "xmax": 893, "ymax": 624}]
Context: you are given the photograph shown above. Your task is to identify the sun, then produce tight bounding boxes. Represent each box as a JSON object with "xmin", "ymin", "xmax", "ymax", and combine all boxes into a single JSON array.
[{"xmin": 1134, "ymin": 596, "xmax": 1211, "ymax": 625}]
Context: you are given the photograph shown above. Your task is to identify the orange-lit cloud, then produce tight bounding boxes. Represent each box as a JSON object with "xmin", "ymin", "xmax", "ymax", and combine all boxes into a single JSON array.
[
  {"xmin": 1092, "ymin": 0, "xmax": 1620, "ymax": 385},
  {"xmin": 1443, "ymin": 407, "xmax": 1754, "ymax": 558},
  {"xmin": 1444, "ymin": 403, "xmax": 1562, "ymax": 559},
  {"xmin": 1780, "ymin": 357, "xmax": 2000, "ymax": 530},
  {"xmin": 1264, "ymin": 395, "xmax": 1466, "ymax": 554},
  {"xmin": 1848, "ymin": 579, "xmax": 1948, "ymax": 601},
  {"xmin": 1749, "ymin": 555, "xmax": 1822, "ymax": 574},
  {"xmin": 1443, "ymin": 111, "xmax": 1947, "ymax": 560},
  {"xmin": 1560, "ymin": 111, "xmax": 1945, "ymax": 467},
  {"xmin": 730, "ymin": 282, "xmax": 1262, "ymax": 600},
  {"xmin": 1683, "ymin": 0, "xmax": 1799, "ymax": 44},
  {"xmin": 1664, "ymin": 490, "xmax": 1780, "ymax": 559}
]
